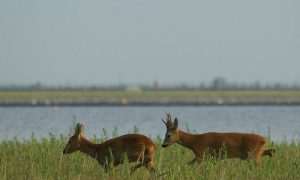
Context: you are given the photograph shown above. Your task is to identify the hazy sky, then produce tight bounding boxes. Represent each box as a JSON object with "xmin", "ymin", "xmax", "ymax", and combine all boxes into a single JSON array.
[{"xmin": 0, "ymin": 0, "xmax": 299, "ymax": 86}]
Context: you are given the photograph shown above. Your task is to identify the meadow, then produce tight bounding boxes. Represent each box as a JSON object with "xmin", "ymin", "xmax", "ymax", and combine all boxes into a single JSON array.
[
  {"xmin": 0, "ymin": 126, "xmax": 299, "ymax": 180},
  {"xmin": 2, "ymin": 89, "xmax": 300, "ymax": 99},
  {"xmin": 1, "ymin": 89, "xmax": 300, "ymax": 105}
]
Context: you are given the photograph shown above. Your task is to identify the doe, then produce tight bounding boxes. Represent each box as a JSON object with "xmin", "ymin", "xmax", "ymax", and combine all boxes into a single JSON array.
[
  {"xmin": 161, "ymin": 113, "xmax": 275, "ymax": 164},
  {"xmin": 63, "ymin": 123, "xmax": 156, "ymax": 173}
]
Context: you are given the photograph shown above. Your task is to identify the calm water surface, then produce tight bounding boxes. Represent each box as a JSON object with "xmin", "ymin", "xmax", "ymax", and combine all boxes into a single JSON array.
[{"xmin": 0, "ymin": 106, "xmax": 300, "ymax": 142}]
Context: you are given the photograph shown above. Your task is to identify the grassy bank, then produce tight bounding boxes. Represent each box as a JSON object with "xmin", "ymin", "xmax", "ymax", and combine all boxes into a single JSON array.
[
  {"xmin": 2, "ymin": 90, "xmax": 300, "ymax": 99},
  {"xmin": 1, "ymin": 89, "xmax": 300, "ymax": 105},
  {"xmin": 0, "ymin": 132, "xmax": 299, "ymax": 179}
]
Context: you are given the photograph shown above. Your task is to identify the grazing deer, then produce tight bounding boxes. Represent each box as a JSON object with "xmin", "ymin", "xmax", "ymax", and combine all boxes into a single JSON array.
[
  {"xmin": 161, "ymin": 113, "xmax": 275, "ymax": 164},
  {"xmin": 63, "ymin": 123, "xmax": 156, "ymax": 173}
]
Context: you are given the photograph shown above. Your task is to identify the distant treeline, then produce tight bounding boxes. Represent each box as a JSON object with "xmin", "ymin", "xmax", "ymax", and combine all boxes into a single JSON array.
[{"xmin": 1, "ymin": 77, "xmax": 300, "ymax": 91}]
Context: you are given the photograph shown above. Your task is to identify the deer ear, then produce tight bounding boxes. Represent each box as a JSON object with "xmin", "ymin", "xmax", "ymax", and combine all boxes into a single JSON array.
[
  {"xmin": 75, "ymin": 123, "xmax": 84, "ymax": 136},
  {"xmin": 174, "ymin": 118, "xmax": 178, "ymax": 129}
]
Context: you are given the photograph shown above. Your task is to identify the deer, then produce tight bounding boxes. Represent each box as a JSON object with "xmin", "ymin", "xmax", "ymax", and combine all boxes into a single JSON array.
[
  {"xmin": 63, "ymin": 123, "xmax": 156, "ymax": 174},
  {"xmin": 161, "ymin": 113, "xmax": 275, "ymax": 165}
]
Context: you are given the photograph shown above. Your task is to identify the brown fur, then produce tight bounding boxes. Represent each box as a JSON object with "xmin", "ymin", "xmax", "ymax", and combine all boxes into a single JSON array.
[
  {"xmin": 161, "ymin": 113, "xmax": 275, "ymax": 164},
  {"xmin": 63, "ymin": 123, "xmax": 155, "ymax": 173}
]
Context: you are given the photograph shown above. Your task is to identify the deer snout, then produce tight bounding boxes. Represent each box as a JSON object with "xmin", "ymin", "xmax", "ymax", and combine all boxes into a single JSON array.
[{"xmin": 63, "ymin": 145, "xmax": 69, "ymax": 154}]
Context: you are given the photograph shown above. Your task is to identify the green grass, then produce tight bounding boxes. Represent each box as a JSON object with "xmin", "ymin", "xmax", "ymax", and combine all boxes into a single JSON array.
[
  {"xmin": 0, "ymin": 132, "xmax": 299, "ymax": 180},
  {"xmin": 1, "ymin": 89, "xmax": 300, "ymax": 103}
]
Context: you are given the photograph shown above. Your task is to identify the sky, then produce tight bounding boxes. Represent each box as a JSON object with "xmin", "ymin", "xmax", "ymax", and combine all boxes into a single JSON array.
[{"xmin": 0, "ymin": 0, "xmax": 299, "ymax": 86}]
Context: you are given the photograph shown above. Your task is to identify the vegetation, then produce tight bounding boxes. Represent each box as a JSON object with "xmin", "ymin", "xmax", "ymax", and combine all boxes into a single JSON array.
[
  {"xmin": 0, "ymin": 129, "xmax": 299, "ymax": 180},
  {"xmin": 1, "ymin": 89, "xmax": 300, "ymax": 105}
]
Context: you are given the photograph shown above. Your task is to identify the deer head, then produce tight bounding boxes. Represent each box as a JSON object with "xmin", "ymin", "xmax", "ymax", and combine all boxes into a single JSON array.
[
  {"xmin": 161, "ymin": 112, "xmax": 179, "ymax": 148},
  {"xmin": 63, "ymin": 123, "xmax": 84, "ymax": 154}
]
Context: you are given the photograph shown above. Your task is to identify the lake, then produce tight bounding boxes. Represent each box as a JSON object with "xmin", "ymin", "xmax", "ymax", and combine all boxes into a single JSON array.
[{"xmin": 0, "ymin": 106, "xmax": 300, "ymax": 142}]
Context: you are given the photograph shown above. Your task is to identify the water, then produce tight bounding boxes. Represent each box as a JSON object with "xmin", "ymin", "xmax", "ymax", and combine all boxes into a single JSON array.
[{"xmin": 0, "ymin": 106, "xmax": 300, "ymax": 142}]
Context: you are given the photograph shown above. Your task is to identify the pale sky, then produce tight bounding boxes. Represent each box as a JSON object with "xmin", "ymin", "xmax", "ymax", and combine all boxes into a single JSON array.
[{"xmin": 0, "ymin": 0, "xmax": 299, "ymax": 86}]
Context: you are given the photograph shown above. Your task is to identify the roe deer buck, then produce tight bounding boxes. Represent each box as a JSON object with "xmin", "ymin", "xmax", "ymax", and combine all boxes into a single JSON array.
[
  {"xmin": 63, "ymin": 123, "xmax": 156, "ymax": 173},
  {"xmin": 161, "ymin": 113, "xmax": 275, "ymax": 164}
]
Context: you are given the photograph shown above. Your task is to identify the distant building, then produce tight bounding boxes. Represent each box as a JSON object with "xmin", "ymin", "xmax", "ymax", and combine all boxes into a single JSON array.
[{"xmin": 153, "ymin": 80, "xmax": 159, "ymax": 89}]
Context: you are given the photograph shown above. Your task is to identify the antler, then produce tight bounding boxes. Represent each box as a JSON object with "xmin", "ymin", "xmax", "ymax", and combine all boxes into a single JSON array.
[
  {"xmin": 161, "ymin": 118, "xmax": 167, "ymax": 125},
  {"xmin": 162, "ymin": 112, "xmax": 173, "ymax": 126},
  {"xmin": 166, "ymin": 112, "xmax": 172, "ymax": 122}
]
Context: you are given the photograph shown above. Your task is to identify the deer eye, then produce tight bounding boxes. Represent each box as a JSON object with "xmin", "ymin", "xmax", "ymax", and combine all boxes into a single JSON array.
[{"xmin": 167, "ymin": 134, "xmax": 171, "ymax": 138}]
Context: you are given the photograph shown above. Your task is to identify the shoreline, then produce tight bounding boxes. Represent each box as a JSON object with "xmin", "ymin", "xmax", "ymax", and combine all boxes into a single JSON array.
[
  {"xmin": 1, "ymin": 89, "xmax": 300, "ymax": 106},
  {"xmin": 1, "ymin": 101, "xmax": 300, "ymax": 107}
]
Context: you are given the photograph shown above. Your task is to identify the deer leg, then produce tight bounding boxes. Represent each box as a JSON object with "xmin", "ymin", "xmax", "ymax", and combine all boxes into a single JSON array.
[
  {"xmin": 103, "ymin": 159, "xmax": 114, "ymax": 173},
  {"xmin": 103, "ymin": 163, "xmax": 111, "ymax": 173},
  {"xmin": 130, "ymin": 163, "xmax": 143, "ymax": 174},
  {"xmin": 187, "ymin": 158, "xmax": 197, "ymax": 165},
  {"xmin": 254, "ymin": 143, "xmax": 266, "ymax": 165},
  {"xmin": 98, "ymin": 160, "xmax": 110, "ymax": 173},
  {"xmin": 131, "ymin": 149, "xmax": 146, "ymax": 174},
  {"xmin": 189, "ymin": 150, "xmax": 205, "ymax": 165},
  {"xmin": 131, "ymin": 159, "xmax": 155, "ymax": 174},
  {"xmin": 144, "ymin": 160, "xmax": 155, "ymax": 173},
  {"xmin": 187, "ymin": 154, "xmax": 204, "ymax": 165}
]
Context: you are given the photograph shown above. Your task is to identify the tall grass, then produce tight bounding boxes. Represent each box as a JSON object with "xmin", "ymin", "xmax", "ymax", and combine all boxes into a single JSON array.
[{"xmin": 0, "ymin": 131, "xmax": 299, "ymax": 180}]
